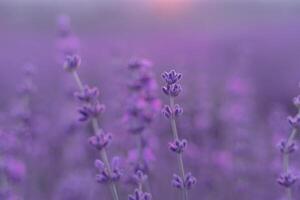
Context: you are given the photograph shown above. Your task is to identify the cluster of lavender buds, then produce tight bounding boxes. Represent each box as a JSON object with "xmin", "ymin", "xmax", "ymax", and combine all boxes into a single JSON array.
[
  {"xmin": 95, "ymin": 157, "xmax": 121, "ymax": 184},
  {"xmin": 128, "ymin": 170, "xmax": 152, "ymax": 200},
  {"xmin": 63, "ymin": 54, "xmax": 120, "ymax": 200},
  {"xmin": 277, "ymin": 92, "xmax": 300, "ymax": 200},
  {"xmin": 125, "ymin": 58, "xmax": 160, "ymax": 174},
  {"xmin": 161, "ymin": 70, "xmax": 196, "ymax": 200}
]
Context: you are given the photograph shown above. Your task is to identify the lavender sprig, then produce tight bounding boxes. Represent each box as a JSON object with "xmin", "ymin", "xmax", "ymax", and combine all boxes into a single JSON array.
[
  {"xmin": 161, "ymin": 70, "xmax": 196, "ymax": 200},
  {"xmin": 125, "ymin": 58, "xmax": 159, "ymax": 191},
  {"xmin": 277, "ymin": 93, "xmax": 300, "ymax": 200},
  {"xmin": 63, "ymin": 54, "xmax": 120, "ymax": 200},
  {"xmin": 128, "ymin": 170, "xmax": 152, "ymax": 200}
]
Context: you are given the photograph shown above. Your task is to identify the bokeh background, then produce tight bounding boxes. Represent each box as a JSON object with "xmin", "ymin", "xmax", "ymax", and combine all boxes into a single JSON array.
[{"xmin": 1, "ymin": 0, "xmax": 300, "ymax": 199}]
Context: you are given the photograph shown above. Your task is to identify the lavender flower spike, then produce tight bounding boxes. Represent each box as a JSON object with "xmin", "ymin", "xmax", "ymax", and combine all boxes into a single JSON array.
[
  {"xmin": 63, "ymin": 55, "xmax": 120, "ymax": 200},
  {"xmin": 128, "ymin": 170, "xmax": 152, "ymax": 200},
  {"xmin": 278, "ymin": 84, "xmax": 300, "ymax": 200},
  {"xmin": 161, "ymin": 69, "xmax": 196, "ymax": 200}
]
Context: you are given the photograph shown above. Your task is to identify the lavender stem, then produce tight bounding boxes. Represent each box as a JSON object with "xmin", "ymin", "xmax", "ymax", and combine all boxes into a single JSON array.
[
  {"xmin": 280, "ymin": 108, "xmax": 300, "ymax": 200},
  {"xmin": 169, "ymin": 96, "xmax": 188, "ymax": 200}
]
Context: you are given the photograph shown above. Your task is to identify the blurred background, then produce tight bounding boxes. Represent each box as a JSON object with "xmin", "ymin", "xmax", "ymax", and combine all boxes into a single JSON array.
[{"xmin": 1, "ymin": 0, "xmax": 300, "ymax": 200}]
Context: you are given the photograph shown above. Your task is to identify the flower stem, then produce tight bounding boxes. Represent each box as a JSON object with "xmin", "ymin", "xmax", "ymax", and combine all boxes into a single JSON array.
[
  {"xmin": 72, "ymin": 70, "xmax": 120, "ymax": 200},
  {"xmin": 169, "ymin": 96, "xmax": 188, "ymax": 200}
]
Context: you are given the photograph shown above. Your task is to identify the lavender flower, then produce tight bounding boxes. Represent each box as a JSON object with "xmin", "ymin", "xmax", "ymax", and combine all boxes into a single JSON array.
[
  {"xmin": 277, "ymin": 172, "xmax": 297, "ymax": 188},
  {"xmin": 171, "ymin": 173, "xmax": 196, "ymax": 190},
  {"xmin": 63, "ymin": 55, "xmax": 120, "ymax": 200},
  {"xmin": 287, "ymin": 115, "xmax": 300, "ymax": 129},
  {"xmin": 89, "ymin": 130, "xmax": 112, "ymax": 151},
  {"xmin": 279, "ymin": 141, "xmax": 297, "ymax": 154},
  {"xmin": 63, "ymin": 54, "xmax": 81, "ymax": 72},
  {"xmin": 128, "ymin": 189, "xmax": 152, "ymax": 200},
  {"xmin": 125, "ymin": 58, "xmax": 160, "ymax": 192},
  {"xmin": 128, "ymin": 170, "xmax": 152, "ymax": 200},
  {"xmin": 278, "ymin": 84, "xmax": 300, "ymax": 200},
  {"xmin": 169, "ymin": 139, "xmax": 187, "ymax": 154},
  {"xmin": 95, "ymin": 157, "xmax": 121, "ymax": 184},
  {"xmin": 161, "ymin": 69, "xmax": 196, "ymax": 200}
]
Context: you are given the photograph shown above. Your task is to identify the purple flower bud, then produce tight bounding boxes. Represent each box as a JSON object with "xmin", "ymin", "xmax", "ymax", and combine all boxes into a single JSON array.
[
  {"xmin": 75, "ymin": 85, "xmax": 99, "ymax": 103},
  {"xmin": 23, "ymin": 63, "xmax": 36, "ymax": 76},
  {"xmin": 169, "ymin": 84, "xmax": 182, "ymax": 97},
  {"xmin": 78, "ymin": 103, "xmax": 105, "ymax": 122},
  {"xmin": 169, "ymin": 139, "xmax": 187, "ymax": 154},
  {"xmin": 128, "ymin": 58, "xmax": 152, "ymax": 70},
  {"xmin": 277, "ymin": 172, "xmax": 297, "ymax": 188},
  {"xmin": 162, "ymin": 105, "xmax": 172, "ymax": 119},
  {"xmin": 161, "ymin": 70, "xmax": 182, "ymax": 85},
  {"xmin": 63, "ymin": 54, "xmax": 81, "ymax": 72},
  {"xmin": 128, "ymin": 189, "xmax": 152, "ymax": 200},
  {"xmin": 111, "ymin": 156, "xmax": 121, "ymax": 182},
  {"xmin": 278, "ymin": 140, "xmax": 297, "ymax": 154},
  {"xmin": 184, "ymin": 172, "xmax": 196, "ymax": 190},
  {"xmin": 94, "ymin": 159, "xmax": 105, "ymax": 170},
  {"xmin": 95, "ymin": 172, "xmax": 110, "ymax": 184},
  {"xmin": 78, "ymin": 106, "xmax": 89, "ymax": 121},
  {"xmin": 133, "ymin": 170, "xmax": 148, "ymax": 184},
  {"xmin": 89, "ymin": 131, "xmax": 112, "ymax": 151},
  {"xmin": 174, "ymin": 104, "xmax": 183, "ymax": 116},
  {"xmin": 171, "ymin": 174, "xmax": 184, "ymax": 189},
  {"xmin": 162, "ymin": 85, "xmax": 170, "ymax": 96},
  {"xmin": 287, "ymin": 115, "xmax": 300, "ymax": 129},
  {"xmin": 94, "ymin": 156, "xmax": 121, "ymax": 184},
  {"xmin": 162, "ymin": 84, "xmax": 182, "ymax": 97},
  {"xmin": 293, "ymin": 95, "xmax": 300, "ymax": 108}
]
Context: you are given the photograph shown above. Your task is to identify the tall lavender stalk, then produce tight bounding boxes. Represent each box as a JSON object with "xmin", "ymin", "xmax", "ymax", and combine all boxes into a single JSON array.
[
  {"xmin": 161, "ymin": 70, "xmax": 196, "ymax": 200},
  {"xmin": 126, "ymin": 58, "xmax": 159, "ymax": 179},
  {"xmin": 63, "ymin": 54, "xmax": 120, "ymax": 200},
  {"xmin": 128, "ymin": 170, "xmax": 152, "ymax": 200},
  {"xmin": 277, "ymin": 91, "xmax": 300, "ymax": 200}
]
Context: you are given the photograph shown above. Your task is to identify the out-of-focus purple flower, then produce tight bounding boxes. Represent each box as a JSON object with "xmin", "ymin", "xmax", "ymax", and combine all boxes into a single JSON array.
[
  {"xmin": 287, "ymin": 115, "xmax": 300, "ymax": 129},
  {"xmin": 278, "ymin": 140, "xmax": 297, "ymax": 154},
  {"xmin": 63, "ymin": 54, "xmax": 81, "ymax": 72},
  {"xmin": 169, "ymin": 139, "xmax": 187, "ymax": 154},
  {"xmin": 89, "ymin": 130, "xmax": 112, "ymax": 151},
  {"xmin": 161, "ymin": 70, "xmax": 182, "ymax": 85},
  {"xmin": 57, "ymin": 14, "xmax": 71, "ymax": 37},
  {"xmin": 277, "ymin": 172, "xmax": 297, "ymax": 188},
  {"xmin": 133, "ymin": 170, "xmax": 148, "ymax": 185},
  {"xmin": 2, "ymin": 157, "xmax": 26, "ymax": 183},
  {"xmin": 128, "ymin": 189, "xmax": 152, "ymax": 200},
  {"xmin": 128, "ymin": 58, "xmax": 152, "ymax": 70},
  {"xmin": 293, "ymin": 95, "xmax": 300, "ymax": 108}
]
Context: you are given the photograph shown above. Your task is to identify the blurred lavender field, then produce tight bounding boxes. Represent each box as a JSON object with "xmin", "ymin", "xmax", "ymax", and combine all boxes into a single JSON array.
[{"xmin": 1, "ymin": 0, "xmax": 300, "ymax": 200}]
